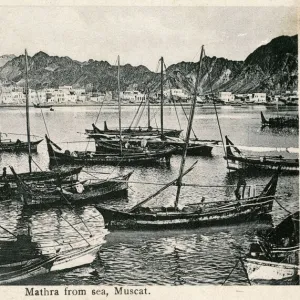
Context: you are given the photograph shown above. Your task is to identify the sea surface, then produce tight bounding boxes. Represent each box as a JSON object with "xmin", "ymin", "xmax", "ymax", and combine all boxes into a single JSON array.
[{"xmin": 0, "ymin": 105, "xmax": 298, "ymax": 285}]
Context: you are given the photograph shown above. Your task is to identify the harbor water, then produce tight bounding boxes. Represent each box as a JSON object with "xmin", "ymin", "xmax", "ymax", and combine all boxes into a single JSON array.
[{"xmin": 0, "ymin": 105, "xmax": 298, "ymax": 285}]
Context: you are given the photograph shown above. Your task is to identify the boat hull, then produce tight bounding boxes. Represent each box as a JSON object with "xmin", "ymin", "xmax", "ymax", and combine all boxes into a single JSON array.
[
  {"xmin": 261, "ymin": 112, "xmax": 299, "ymax": 128},
  {"xmin": 225, "ymin": 156, "xmax": 299, "ymax": 174},
  {"xmin": 224, "ymin": 135, "xmax": 299, "ymax": 174},
  {"xmin": 0, "ymin": 139, "xmax": 42, "ymax": 153},
  {"xmin": 96, "ymin": 197, "xmax": 274, "ymax": 230},
  {"xmin": 244, "ymin": 258, "xmax": 299, "ymax": 280},
  {"xmin": 21, "ymin": 173, "xmax": 131, "ymax": 208},
  {"xmin": 51, "ymin": 245, "xmax": 100, "ymax": 272},
  {"xmin": 95, "ymin": 139, "xmax": 214, "ymax": 156},
  {"xmin": 87, "ymin": 125, "xmax": 182, "ymax": 138},
  {"xmin": 1, "ymin": 167, "xmax": 82, "ymax": 185},
  {"xmin": 0, "ymin": 255, "xmax": 56, "ymax": 284}
]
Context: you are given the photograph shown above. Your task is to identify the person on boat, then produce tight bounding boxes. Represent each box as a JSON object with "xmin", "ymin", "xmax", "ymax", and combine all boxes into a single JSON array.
[
  {"xmin": 235, "ymin": 170, "xmax": 246, "ymax": 200},
  {"xmin": 125, "ymin": 141, "xmax": 130, "ymax": 149},
  {"xmin": 139, "ymin": 126, "xmax": 142, "ymax": 131},
  {"xmin": 1, "ymin": 167, "xmax": 7, "ymax": 180}
]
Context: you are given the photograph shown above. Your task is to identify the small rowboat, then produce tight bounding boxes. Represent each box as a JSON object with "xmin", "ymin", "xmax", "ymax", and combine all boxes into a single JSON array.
[
  {"xmin": 224, "ymin": 136, "xmax": 299, "ymax": 174},
  {"xmin": 0, "ymin": 136, "xmax": 42, "ymax": 153},
  {"xmin": 244, "ymin": 212, "xmax": 299, "ymax": 281}
]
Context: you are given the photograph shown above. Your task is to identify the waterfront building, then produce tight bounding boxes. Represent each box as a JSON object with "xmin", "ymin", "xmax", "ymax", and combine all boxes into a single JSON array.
[
  {"xmin": 219, "ymin": 91, "xmax": 235, "ymax": 103},
  {"xmin": 164, "ymin": 89, "xmax": 189, "ymax": 100},
  {"xmin": 120, "ymin": 91, "xmax": 146, "ymax": 102},
  {"xmin": 0, "ymin": 92, "xmax": 14, "ymax": 104},
  {"xmin": 249, "ymin": 93, "xmax": 267, "ymax": 103}
]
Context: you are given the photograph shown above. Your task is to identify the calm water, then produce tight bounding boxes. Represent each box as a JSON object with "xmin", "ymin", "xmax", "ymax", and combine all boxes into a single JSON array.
[{"xmin": 0, "ymin": 105, "xmax": 298, "ymax": 285}]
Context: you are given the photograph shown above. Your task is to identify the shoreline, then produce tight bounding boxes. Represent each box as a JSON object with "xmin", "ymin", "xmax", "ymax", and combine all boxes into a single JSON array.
[{"xmin": 0, "ymin": 103, "xmax": 297, "ymax": 109}]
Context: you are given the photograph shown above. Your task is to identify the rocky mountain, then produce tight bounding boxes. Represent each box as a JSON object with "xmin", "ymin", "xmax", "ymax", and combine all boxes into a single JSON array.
[
  {"xmin": 0, "ymin": 54, "xmax": 16, "ymax": 68},
  {"xmin": 0, "ymin": 35, "xmax": 297, "ymax": 94},
  {"xmin": 219, "ymin": 35, "xmax": 298, "ymax": 93}
]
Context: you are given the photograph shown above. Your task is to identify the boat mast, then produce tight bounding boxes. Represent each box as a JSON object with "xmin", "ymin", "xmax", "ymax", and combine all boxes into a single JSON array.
[
  {"xmin": 117, "ymin": 55, "xmax": 122, "ymax": 155},
  {"xmin": 174, "ymin": 45, "xmax": 204, "ymax": 209},
  {"xmin": 25, "ymin": 49, "xmax": 32, "ymax": 173},
  {"xmin": 147, "ymin": 89, "xmax": 151, "ymax": 129},
  {"xmin": 160, "ymin": 57, "xmax": 164, "ymax": 136}
]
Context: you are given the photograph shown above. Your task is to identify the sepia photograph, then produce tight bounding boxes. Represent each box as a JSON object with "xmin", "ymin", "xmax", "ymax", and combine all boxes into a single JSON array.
[{"xmin": 0, "ymin": 0, "xmax": 298, "ymax": 292}]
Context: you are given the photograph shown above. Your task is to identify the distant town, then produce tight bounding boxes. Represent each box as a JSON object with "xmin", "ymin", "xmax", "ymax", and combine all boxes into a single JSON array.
[{"xmin": 0, "ymin": 85, "xmax": 298, "ymax": 106}]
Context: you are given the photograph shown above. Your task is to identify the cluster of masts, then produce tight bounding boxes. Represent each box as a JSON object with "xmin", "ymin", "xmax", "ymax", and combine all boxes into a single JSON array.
[{"xmin": 0, "ymin": 47, "xmax": 298, "ymax": 284}]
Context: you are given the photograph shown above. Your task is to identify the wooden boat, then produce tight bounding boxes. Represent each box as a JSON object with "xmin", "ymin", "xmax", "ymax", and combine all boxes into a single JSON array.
[
  {"xmin": 261, "ymin": 112, "xmax": 299, "ymax": 128},
  {"xmin": 95, "ymin": 46, "xmax": 279, "ymax": 231},
  {"xmin": 224, "ymin": 136, "xmax": 299, "ymax": 174},
  {"xmin": 33, "ymin": 103, "xmax": 53, "ymax": 108},
  {"xmin": 155, "ymin": 137, "xmax": 217, "ymax": 156},
  {"xmin": 95, "ymin": 136, "xmax": 216, "ymax": 156},
  {"xmin": 86, "ymin": 122, "xmax": 182, "ymax": 138},
  {"xmin": 95, "ymin": 169, "xmax": 278, "ymax": 230},
  {"xmin": 244, "ymin": 211, "xmax": 299, "ymax": 281},
  {"xmin": 12, "ymin": 167, "xmax": 132, "ymax": 208},
  {"xmin": 0, "ymin": 166, "xmax": 82, "ymax": 187},
  {"xmin": 41, "ymin": 236, "xmax": 104, "ymax": 272},
  {"xmin": 0, "ymin": 133, "xmax": 42, "ymax": 153},
  {"xmin": 0, "ymin": 234, "xmax": 56, "ymax": 284},
  {"xmin": 46, "ymin": 135, "xmax": 175, "ymax": 166}
]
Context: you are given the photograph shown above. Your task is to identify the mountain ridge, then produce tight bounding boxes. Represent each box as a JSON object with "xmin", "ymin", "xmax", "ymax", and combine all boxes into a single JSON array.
[{"xmin": 0, "ymin": 34, "xmax": 297, "ymax": 94}]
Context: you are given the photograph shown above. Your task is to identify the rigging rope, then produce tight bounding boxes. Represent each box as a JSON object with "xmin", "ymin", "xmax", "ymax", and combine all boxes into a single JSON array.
[
  {"xmin": 163, "ymin": 63, "xmax": 183, "ymax": 133},
  {"xmin": 203, "ymin": 49, "xmax": 228, "ymax": 164},
  {"xmin": 179, "ymin": 100, "xmax": 197, "ymax": 139},
  {"xmin": 85, "ymin": 98, "xmax": 106, "ymax": 153}
]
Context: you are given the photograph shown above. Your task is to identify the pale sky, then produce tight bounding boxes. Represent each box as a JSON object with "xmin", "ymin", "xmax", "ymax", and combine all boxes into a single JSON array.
[{"xmin": 0, "ymin": 6, "xmax": 297, "ymax": 70}]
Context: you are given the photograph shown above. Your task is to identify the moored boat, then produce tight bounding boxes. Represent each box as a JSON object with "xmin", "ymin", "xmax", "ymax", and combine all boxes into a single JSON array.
[
  {"xmin": 95, "ymin": 170, "xmax": 278, "ymax": 230},
  {"xmin": 40, "ymin": 235, "xmax": 104, "ymax": 272},
  {"xmin": 0, "ymin": 234, "xmax": 57, "ymax": 284},
  {"xmin": 244, "ymin": 211, "xmax": 299, "ymax": 281},
  {"xmin": 12, "ymin": 166, "xmax": 132, "ymax": 208},
  {"xmin": 0, "ymin": 135, "xmax": 42, "ymax": 153},
  {"xmin": 45, "ymin": 135, "xmax": 175, "ymax": 166},
  {"xmin": 94, "ymin": 135, "xmax": 217, "ymax": 156},
  {"xmin": 261, "ymin": 111, "xmax": 299, "ymax": 128},
  {"xmin": 33, "ymin": 103, "xmax": 53, "ymax": 109},
  {"xmin": 0, "ymin": 166, "xmax": 83, "ymax": 191},
  {"xmin": 224, "ymin": 136, "xmax": 299, "ymax": 174},
  {"xmin": 86, "ymin": 122, "xmax": 182, "ymax": 138}
]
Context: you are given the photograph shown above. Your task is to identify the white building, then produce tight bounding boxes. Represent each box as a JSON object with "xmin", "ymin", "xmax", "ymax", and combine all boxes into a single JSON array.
[
  {"xmin": 58, "ymin": 85, "xmax": 73, "ymax": 91},
  {"xmin": 0, "ymin": 89, "xmax": 47, "ymax": 104},
  {"xmin": 219, "ymin": 92, "xmax": 235, "ymax": 103},
  {"xmin": 73, "ymin": 88, "xmax": 86, "ymax": 96},
  {"xmin": 249, "ymin": 93, "xmax": 267, "ymax": 103},
  {"xmin": 164, "ymin": 89, "xmax": 189, "ymax": 100},
  {"xmin": 0, "ymin": 92, "xmax": 14, "ymax": 104},
  {"xmin": 29, "ymin": 90, "xmax": 47, "ymax": 103},
  {"xmin": 120, "ymin": 91, "xmax": 146, "ymax": 102}
]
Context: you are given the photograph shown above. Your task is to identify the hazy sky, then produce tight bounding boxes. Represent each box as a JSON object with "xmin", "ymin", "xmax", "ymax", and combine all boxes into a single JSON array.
[{"xmin": 0, "ymin": 6, "xmax": 297, "ymax": 70}]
